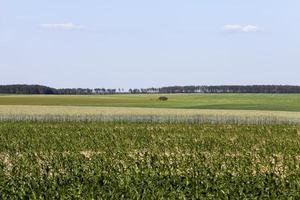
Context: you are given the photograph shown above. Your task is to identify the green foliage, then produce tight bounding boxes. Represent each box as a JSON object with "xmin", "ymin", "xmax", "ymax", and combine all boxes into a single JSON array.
[
  {"xmin": 158, "ymin": 96, "xmax": 168, "ymax": 101},
  {"xmin": 2, "ymin": 85, "xmax": 300, "ymax": 94},
  {"xmin": 0, "ymin": 121, "xmax": 300, "ymax": 198},
  {"xmin": 0, "ymin": 85, "xmax": 56, "ymax": 94}
]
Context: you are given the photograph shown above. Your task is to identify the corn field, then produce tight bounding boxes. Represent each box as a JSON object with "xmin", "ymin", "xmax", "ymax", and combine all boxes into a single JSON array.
[{"xmin": 1, "ymin": 121, "xmax": 300, "ymax": 199}]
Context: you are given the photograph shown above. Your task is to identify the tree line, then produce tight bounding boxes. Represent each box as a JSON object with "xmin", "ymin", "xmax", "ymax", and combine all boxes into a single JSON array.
[
  {"xmin": 1, "ymin": 84, "xmax": 300, "ymax": 94},
  {"xmin": 156, "ymin": 85, "xmax": 300, "ymax": 94},
  {"xmin": 0, "ymin": 85, "xmax": 117, "ymax": 95}
]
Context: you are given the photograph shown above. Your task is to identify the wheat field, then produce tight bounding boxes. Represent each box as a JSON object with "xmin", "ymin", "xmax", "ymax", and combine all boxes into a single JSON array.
[{"xmin": 0, "ymin": 105, "xmax": 299, "ymax": 124}]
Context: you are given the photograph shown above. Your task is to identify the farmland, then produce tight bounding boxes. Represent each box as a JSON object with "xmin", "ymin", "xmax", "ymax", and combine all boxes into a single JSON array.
[
  {"xmin": 0, "ymin": 105, "xmax": 300, "ymax": 124},
  {"xmin": 0, "ymin": 93, "xmax": 300, "ymax": 112},
  {"xmin": 1, "ymin": 122, "xmax": 300, "ymax": 199},
  {"xmin": 1, "ymin": 94, "xmax": 300, "ymax": 198},
  {"xmin": 0, "ymin": 93, "xmax": 300, "ymax": 124}
]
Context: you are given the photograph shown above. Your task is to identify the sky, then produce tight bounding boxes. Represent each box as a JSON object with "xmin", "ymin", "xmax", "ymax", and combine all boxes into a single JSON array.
[{"xmin": 1, "ymin": 0, "xmax": 300, "ymax": 89}]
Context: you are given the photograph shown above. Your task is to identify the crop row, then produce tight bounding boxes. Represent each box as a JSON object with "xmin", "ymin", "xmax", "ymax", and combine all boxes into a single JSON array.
[
  {"xmin": 1, "ymin": 122, "xmax": 300, "ymax": 198},
  {"xmin": 1, "ymin": 105, "xmax": 300, "ymax": 125},
  {"xmin": 0, "ymin": 114, "xmax": 299, "ymax": 125}
]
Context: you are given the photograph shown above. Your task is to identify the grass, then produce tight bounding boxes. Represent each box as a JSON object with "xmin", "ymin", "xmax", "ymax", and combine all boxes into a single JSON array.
[
  {"xmin": 1, "ymin": 121, "xmax": 300, "ymax": 199},
  {"xmin": 0, "ymin": 93, "xmax": 300, "ymax": 112}
]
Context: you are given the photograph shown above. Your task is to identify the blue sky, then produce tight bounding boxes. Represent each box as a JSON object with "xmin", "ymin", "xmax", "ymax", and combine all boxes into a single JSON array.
[{"xmin": 1, "ymin": 0, "xmax": 300, "ymax": 88}]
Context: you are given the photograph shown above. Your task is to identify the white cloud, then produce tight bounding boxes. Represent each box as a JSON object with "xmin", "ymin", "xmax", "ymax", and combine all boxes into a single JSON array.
[
  {"xmin": 41, "ymin": 23, "xmax": 84, "ymax": 31},
  {"xmin": 223, "ymin": 24, "xmax": 261, "ymax": 33}
]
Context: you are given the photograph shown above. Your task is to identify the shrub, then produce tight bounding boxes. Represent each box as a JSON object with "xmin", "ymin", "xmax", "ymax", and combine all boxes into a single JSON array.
[{"xmin": 158, "ymin": 96, "xmax": 168, "ymax": 101}]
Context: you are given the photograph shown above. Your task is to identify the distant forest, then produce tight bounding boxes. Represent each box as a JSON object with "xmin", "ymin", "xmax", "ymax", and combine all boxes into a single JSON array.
[{"xmin": 1, "ymin": 84, "xmax": 300, "ymax": 94}]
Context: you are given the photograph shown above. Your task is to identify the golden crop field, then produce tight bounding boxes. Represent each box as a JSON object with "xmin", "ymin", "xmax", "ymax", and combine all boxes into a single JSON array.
[{"xmin": 0, "ymin": 105, "xmax": 300, "ymax": 124}]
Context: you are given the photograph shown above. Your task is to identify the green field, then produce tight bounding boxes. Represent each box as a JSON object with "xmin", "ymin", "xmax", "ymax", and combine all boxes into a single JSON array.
[
  {"xmin": 1, "ymin": 121, "xmax": 300, "ymax": 199},
  {"xmin": 0, "ymin": 93, "xmax": 300, "ymax": 112}
]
